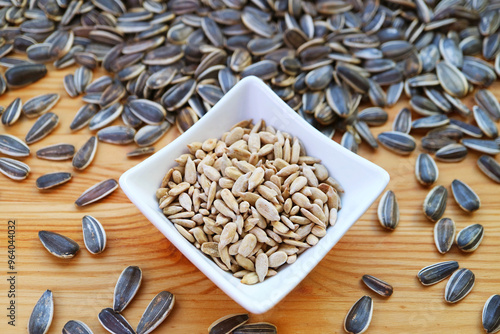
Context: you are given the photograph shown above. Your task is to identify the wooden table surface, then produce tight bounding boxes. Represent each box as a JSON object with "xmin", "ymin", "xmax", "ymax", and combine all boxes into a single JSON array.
[{"xmin": 0, "ymin": 66, "xmax": 499, "ymax": 334}]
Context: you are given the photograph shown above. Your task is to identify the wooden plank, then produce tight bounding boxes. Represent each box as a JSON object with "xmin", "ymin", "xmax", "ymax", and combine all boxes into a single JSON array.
[{"xmin": 0, "ymin": 66, "xmax": 499, "ymax": 334}]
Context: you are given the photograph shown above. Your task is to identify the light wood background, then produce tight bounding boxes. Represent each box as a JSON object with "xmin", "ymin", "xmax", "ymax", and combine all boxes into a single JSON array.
[{"xmin": 0, "ymin": 65, "xmax": 499, "ymax": 334}]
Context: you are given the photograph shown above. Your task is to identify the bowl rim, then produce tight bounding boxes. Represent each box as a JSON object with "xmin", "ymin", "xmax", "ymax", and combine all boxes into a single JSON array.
[{"xmin": 119, "ymin": 76, "xmax": 390, "ymax": 314}]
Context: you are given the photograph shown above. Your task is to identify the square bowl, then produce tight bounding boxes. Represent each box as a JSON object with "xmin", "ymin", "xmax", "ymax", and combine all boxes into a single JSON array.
[{"xmin": 119, "ymin": 76, "xmax": 390, "ymax": 314}]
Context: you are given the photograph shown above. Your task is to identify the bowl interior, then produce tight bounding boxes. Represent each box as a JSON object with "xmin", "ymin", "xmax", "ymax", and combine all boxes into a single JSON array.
[{"xmin": 119, "ymin": 76, "xmax": 389, "ymax": 313}]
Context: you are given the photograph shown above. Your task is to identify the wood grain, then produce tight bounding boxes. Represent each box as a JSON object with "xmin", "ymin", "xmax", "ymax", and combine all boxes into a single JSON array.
[{"xmin": 0, "ymin": 65, "xmax": 499, "ymax": 334}]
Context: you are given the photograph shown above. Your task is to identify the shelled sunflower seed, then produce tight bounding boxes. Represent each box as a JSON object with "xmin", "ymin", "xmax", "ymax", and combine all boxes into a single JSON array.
[{"xmin": 157, "ymin": 119, "xmax": 342, "ymax": 284}]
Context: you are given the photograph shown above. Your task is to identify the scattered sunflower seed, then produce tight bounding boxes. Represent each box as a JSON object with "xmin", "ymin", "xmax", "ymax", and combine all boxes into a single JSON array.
[
  {"xmin": 0, "ymin": 157, "xmax": 30, "ymax": 180},
  {"xmin": 22, "ymin": 93, "xmax": 59, "ymax": 118},
  {"xmin": 25, "ymin": 112, "xmax": 59, "ymax": 144},
  {"xmin": 417, "ymin": 261, "xmax": 459, "ymax": 286},
  {"xmin": 344, "ymin": 296, "xmax": 373, "ymax": 334},
  {"xmin": 28, "ymin": 290, "xmax": 53, "ymax": 334},
  {"xmin": 38, "ymin": 231, "xmax": 79, "ymax": 259},
  {"xmin": 113, "ymin": 266, "xmax": 142, "ymax": 313},
  {"xmin": 62, "ymin": 320, "xmax": 93, "ymax": 334},
  {"xmin": 98, "ymin": 308, "xmax": 135, "ymax": 334},
  {"xmin": 434, "ymin": 218, "xmax": 456, "ymax": 254},
  {"xmin": 361, "ymin": 275, "xmax": 393, "ymax": 297},
  {"xmin": 1, "ymin": 97, "xmax": 22, "ymax": 126},
  {"xmin": 232, "ymin": 323, "xmax": 277, "ymax": 334},
  {"xmin": 36, "ymin": 144, "xmax": 75, "ymax": 161},
  {"xmin": 451, "ymin": 179, "xmax": 481, "ymax": 213},
  {"xmin": 477, "ymin": 155, "xmax": 500, "ymax": 183},
  {"xmin": 423, "ymin": 185, "xmax": 448, "ymax": 222},
  {"xmin": 415, "ymin": 153, "xmax": 438, "ymax": 186},
  {"xmin": 444, "ymin": 268, "xmax": 475, "ymax": 303},
  {"xmin": 0, "ymin": 134, "xmax": 30, "ymax": 157},
  {"xmin": 75, "ymin": 179, "xmax": 118, "ymax": 207},
  {"xmin": 36, "ymin": 172, "xmax": 72, "ymax": 190},
  {"xmin": 208, "ymin": 314, "xmax": 249, "ymax": 334},
  {"xmin": 377, "ymin": 190, "xmax": 399, "ymax": 230},
  {"xmin": 456, "ymin": 224, "xmax": 484, "ymax": 252},
  {"xmin": 482, "ymin": 295, "xmax": 500, "ymax": 334},
  {"xmin": 73, "ymin": 136, "xmax": 98, "ymax": 170},
  {"xmin": 82, "ymin": 215, "xmax": 106, "ymax": 255},
  {"xmin": 136, "ymin": 291, "xmax": 175, "ymax": 334}
]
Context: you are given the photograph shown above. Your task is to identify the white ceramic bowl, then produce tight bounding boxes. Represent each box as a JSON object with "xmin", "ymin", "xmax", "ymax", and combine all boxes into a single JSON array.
[{"xmin": 119, "ymin": 76, "xmax": 389, "ymax": 314}]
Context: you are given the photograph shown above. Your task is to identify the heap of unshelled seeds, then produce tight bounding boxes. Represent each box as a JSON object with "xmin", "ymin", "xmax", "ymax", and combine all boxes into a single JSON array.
[
  {"xmin": 157, "ymin": 119, "xmax": 342, "ymax": 284},
  {"xmin": 2, "ymin": 0, "xmax": 500, "ymax": 333}
]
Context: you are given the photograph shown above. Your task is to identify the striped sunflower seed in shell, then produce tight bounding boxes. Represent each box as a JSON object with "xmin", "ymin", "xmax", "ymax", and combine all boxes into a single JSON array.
[
  {"xmin": 344, "ymin": 296, "xmax": 373, "ymax": 334},
  {"xmin": 82, "ymin": 215, "xmax": 107, "ymax": 255},
  {"xmin": 135, "ymin": 121, "xmax": 171, "ymax": 146},
  {"xmin": 98, "ymin": 308, "xmax": 135, "ymax": 334},
  {"xmin": 75, "ymin": 179, "xmax": 118, "ymax": 207},
  {"xmin": 64, "ymin": 73, "xmax": 78, "ymax": 98},
  {"xmin": 113, "ymin": 266, "xmax": 142, "ymax": 313},
  {"xmin": 435, "ymin": 144, "xmax": 468, "ymax": 162},
  {"xmin": 0, "ymin": 134, "xmax": 30, "ymax": 157},
  {"xmin": 89, "ymin": 102, "xmax": 123, "ymax": 131},
  {"xmin": 436, "ymin": 61, "xmax": 468, "ymax": 98},
  {"xmin": 127, "ymin": 146, "xmax": 155, "ymax": 158},
  {"xmin": 482, "ymin": 295, "xmax": 500, "ymax": 334},
  {"xmin": 36, "ymin": 144, "xmax": 75, "ymax": 161},
  {"xmin": 377, "ymin": 131, "xmax": 416, "ymax": 155},
  {"xmin": 361, "ymin": 275, "xmax": 393, "ymax": 297},
  {"xmin": 473, "ymin": 106, "xmax": 499, "ymax": 138},
  {"xmin": 1, "ymin": 97, "xmax": 22, "ymax": 126},
  {"xmin": 208, "ymin": 314, "xmax": 249, "ymax": 334},
  {"xmin": 434, "ymin": 218, "xmax": 456, "ymax": 254},
  {"xmin": 415, "ymin": 153, "xmax": 438, "ymax": 187},
  {"xmin": 38, "ymin": 231, "xmax": 79, "ymax": 259},
  {"xmin": 4, "ymin": 63, "xmax": 47, "ymax": 88},
  {"xmin": 377, "ymin": 190, "xmax": 399, "ymax": 230},
  {"xmin": 423, "ymin": 185, "xmax": 448, "ymax": 222},
  {"xmin": 444, "ymin": 268, "xmax": 475, "ymax": 303},
  {"xmin": 73, "ymin": 136, "xmax": 97, "ymax": 170},
  {"xmin": 22, "ymin": 93, "xmax": 59, "ymax": 118},
  {"xmin": 417, "ymin": 261, "xmax": 459, "ymax": 286},
  {"xmin": 475, "ymin": 89, "xmax": 500, "ymax": 122},
  {"xmin": 25, "ymin": 112, "xmax": 59, "ymax": 144},
  {"xmin": 136, "ymin": 291, "xmax": 175, "ymax": 334},
  {"xmin": 451, "ymin": 179, "xmax": 481, "ymax": 213},
  {"xmin": 461, "ymin": 139, "xmax": 500, "ymax": 155},
  {"xmin": 36, "ymin": 172, "xmax": 72, "ymax": 190},
  {"xmin": 70, "ymin": 104, "xmax": 99, "ymax": 131},
  {"xmin": 456, "ymin": 224, "xmax": 484, "ymax": 252},
  {"xmin": 62, "ymin": 320, "xmax": 93, "ymax": 334},
  {"xmin": 477, "ymin": 155, "xmax": 500, "ymax": 183},
  {"xmin": 0, "ymin": 157, "xmax": 30, "ymax": 180},
  {"xmin": 97, "ymin": 125, "xmax": 136, "ymax": 145},
  {"xmin": 232, "ymin": 323, "xmax": 277, "ymax": 334},
  {"xmin": 28, "ymin": 290, "xmax": 53, "ymax": 334},
  {"xmin": 392, "ymin": 107, "xmax": 412, "ymax": 134}
]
